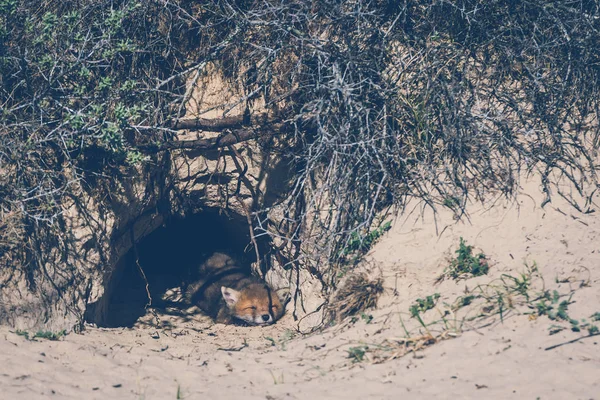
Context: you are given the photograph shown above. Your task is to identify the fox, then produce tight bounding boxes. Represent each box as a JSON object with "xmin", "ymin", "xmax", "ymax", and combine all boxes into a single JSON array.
[{"xmin": 186, "ymin": 252, "xmax": 285, "ymax": 326}]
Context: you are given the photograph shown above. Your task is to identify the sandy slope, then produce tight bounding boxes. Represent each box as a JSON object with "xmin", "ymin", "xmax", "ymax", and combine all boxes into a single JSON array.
[{"xmin": 1, "ymin": 180, "xmax": 599, "ymax": 399}]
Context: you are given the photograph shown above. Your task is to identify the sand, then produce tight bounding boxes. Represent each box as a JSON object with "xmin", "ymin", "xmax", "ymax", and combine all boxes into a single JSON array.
[{"xmin": 1, "ymin": 179, "xmax": 599, "ymax": 399}]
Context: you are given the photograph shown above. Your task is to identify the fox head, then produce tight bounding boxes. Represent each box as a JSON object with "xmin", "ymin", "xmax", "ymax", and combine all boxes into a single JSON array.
[{"xmin": 221, "ymin": 284, "xmax": 284, "ymax": 326}]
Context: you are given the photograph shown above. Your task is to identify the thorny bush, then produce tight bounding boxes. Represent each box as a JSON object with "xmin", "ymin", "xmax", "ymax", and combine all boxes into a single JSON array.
[{"xmin": 1, "ymin": 1, "xmax": 599, "ymax": 316}]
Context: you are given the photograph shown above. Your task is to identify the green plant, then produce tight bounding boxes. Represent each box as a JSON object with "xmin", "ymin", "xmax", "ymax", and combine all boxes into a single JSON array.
[
  {"xmin": 361, "ymin": 312, "xmax": 374, "ymax": 324},
  {"xmin": 265, "ymin": 330, "xmax": 296, "ymax": 351},
  {"xmin": 15, "ymin": 329, "xmax": 30, "ymax": 339},
  {"xmin": 33, "ymin": 330, "xmax": 67, "ymax": 340},
  {"xmin": 409, "ymin": 293, "xmax": 440, "ymax": 318},
  {"xmin": 502, "ymin": 271, "xmax": 532, "ymax": 299},
  {"xmin": 443, "ymin": 196, "xmax": 460, "ymax": 209},
  {"xmin": 126, "ymin": 150, "xmax": 149, "ymax": 166},
  {"xmin": 97, "ymin": 76, "xmax": 113, "ymax": 91},
  {"xmin": 0, "ymin": 0, "xmax": 18, "ymax": 15},
  {"xmin": 345, "ymin": 263, "xmax": 596, "ymax": 367},
  {"xmin": 408, "ymin": 293, "xmax": 441, "ymax": 335},
  {"xmin": 548, "ymin": 324, "xmax": 566, "ymax": 335},
  {"xmin": 3, "ymin": 0, "xmax": 600, "ymax": 336},
  {"xmin": 15, "ymin": 329, "xmax": 66, "ymax": 341},
  {"xmin": 535, "ymin": 291, "xmax": 571, "ymax": 321},
  {"xmin": 535, "ymin": 293, "xmax": 600, "ymax": 334},
  {"xmin": 351, "ymin": 312, "xmax": 375, "ymax": 324},
  {"xmin": 444, "ymin": 238, "xmax": 489, "ymax": 280},
  {"xmin": 347, "ymin": 345, "xmax": 369, "ymax": 363},
  {"xmin": 342, "ymin": 221, "xmax": 392, "ymax": 257},
  {"xmin": 268, "ymin": 370, "xmax": 284, "ymax": 384},
  {"xmin": 101, "ymin": 122, "xmax": 124, "ymax": 152},
  {"xmin": 454, "ymin": 294, "xmax": 476, "ymax": 310}
]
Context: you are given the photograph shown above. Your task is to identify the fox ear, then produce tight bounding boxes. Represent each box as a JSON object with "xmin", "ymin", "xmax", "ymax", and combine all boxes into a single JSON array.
[{"xmin": 221, "ymin": 286, "xmax": 240, "ymax": 306}]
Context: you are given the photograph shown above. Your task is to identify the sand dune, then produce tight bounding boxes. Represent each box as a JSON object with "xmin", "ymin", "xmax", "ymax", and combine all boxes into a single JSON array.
[{"xmin": 1, "ymin": 179, "xmax": 599, "ymax": 399}]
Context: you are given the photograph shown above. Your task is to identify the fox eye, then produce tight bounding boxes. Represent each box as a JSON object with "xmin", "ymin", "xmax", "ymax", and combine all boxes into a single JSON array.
[{"xmin": 246, "ymin": 306, "xmax": 257, "ymax": 311}]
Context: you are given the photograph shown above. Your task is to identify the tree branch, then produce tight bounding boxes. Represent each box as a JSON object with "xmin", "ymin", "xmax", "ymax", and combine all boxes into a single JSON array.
[
  {"xmin": 141, "ymin": 123, "xmax": 285, "ymax": 151},
  {"xmin": 172, "ymin": 113, "xmax": 271, "ymax": 131}
]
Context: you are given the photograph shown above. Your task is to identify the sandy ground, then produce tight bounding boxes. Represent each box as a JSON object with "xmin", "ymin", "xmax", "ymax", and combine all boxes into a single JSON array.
[{"xmin": 1, "ymin": 180, "xmax": 599, "ymax": 399}]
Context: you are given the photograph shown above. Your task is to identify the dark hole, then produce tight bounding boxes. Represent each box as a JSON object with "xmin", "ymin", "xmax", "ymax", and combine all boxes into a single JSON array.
[{"xmin": 86, "ymin": 209, "xmax": 259, "ymax": 327}]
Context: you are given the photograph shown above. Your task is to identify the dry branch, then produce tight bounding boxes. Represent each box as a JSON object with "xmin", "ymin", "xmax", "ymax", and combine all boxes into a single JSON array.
[
  {"xmin": 141, "ymin": 123, "xmax": 285, "ymax": 151},
  {"xmin": 172, "ymin": 113, "xmax": 272, "ymax": 131},
  {"xmin": 2, "ymin": 0, "xmax": 600, "ymax": 329}
]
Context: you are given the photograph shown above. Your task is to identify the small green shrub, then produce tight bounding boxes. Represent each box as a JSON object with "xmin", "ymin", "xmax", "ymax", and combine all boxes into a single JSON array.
[
  {"xmin": 409, "ymin": 293, "xmax": 440, "ymax": 318},
  {"xmin": 537, "ymin": 294, "xmax": 600, "ymax": 334},
  {"xmin": 443, "ymin": 196, "xmax": 460, "ymax": 209},
  {"xmin": 536, "ymin": 291, "xmax": 570, "ymax": 321},
  {"xmin": 33, "ymin": 330, "xmax": 67, "ymax": 341},
  {"xmin": 126, "ymin": 150, "xmax": 149, "ymax": 165},
  {"xmin": 343, "ymin": 221, "xmax": 392, "ymax": 256},
  {"xmin": 360, "ymin": 312, "xmax": 374, "ymax": 324},
  {"xmin": 14, "ymin": 329, "xmax": 66, "ymax": 341},
  {"xmin": 347, "ymin": 345, "xmax": 369, "ymax": 363},
  {"xmin": 454, "ymin": 294, "xmax": 476, "ymax": 309},
  {"xmin": 444, "ymin": 237, "xmax": 489, "ymax": 280},
  {"xmin": 15, "ymin": 329, "xmax": 29, "ymax": 339}
]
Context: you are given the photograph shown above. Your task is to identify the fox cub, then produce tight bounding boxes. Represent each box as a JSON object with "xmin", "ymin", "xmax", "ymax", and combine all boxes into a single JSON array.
[{"xmin": 186, "ymin": 252, "xmax": 284, "ymax": 326}]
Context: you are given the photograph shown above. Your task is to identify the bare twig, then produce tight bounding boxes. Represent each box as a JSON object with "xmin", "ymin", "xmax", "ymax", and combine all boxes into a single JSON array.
[{"xmin": 545, "ymin": 332, "xmax": 600, "ymax": 351}]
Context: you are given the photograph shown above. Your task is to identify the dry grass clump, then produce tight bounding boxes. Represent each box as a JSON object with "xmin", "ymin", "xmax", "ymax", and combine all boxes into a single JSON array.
[
  {"xmin": 346, "ymin": 331, "xmax": 457, "ymax": 365},
  {"xmin": 328, "ymin": 273, "xmax": 384, "ymax": 324}
]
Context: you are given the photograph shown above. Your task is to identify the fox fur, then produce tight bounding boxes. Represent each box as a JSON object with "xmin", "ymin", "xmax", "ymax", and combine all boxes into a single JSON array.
[{"xmin": 186, "ymin": 252, "xmax": 284, "ymax": 326}]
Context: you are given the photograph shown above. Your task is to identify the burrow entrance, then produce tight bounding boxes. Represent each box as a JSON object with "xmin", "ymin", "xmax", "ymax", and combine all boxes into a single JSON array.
[{"xmin": 87, "ymin": 209, "xmax": 266, "ymax": 328}]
